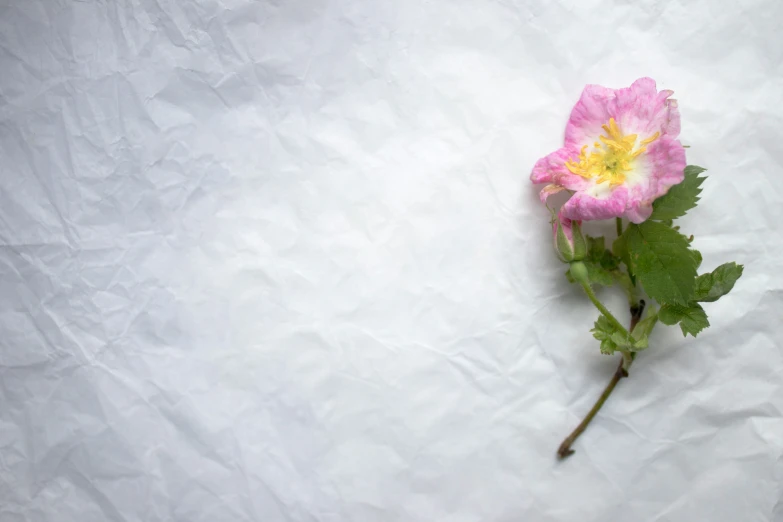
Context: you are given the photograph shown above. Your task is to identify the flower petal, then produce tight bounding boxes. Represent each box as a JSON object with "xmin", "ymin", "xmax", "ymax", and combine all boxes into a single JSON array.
[
  {"xmin": 539, "ymin": 183, "xmax": 566, "ymax": 203},
  {"xmin": 531, "ymin": 147, "xmax": 572, "ymax": 184},
  {"xmin": 531, "ymin": 147, "xmax": 592, "ymax": 191},
  {"xmin": 560, "ymin": 187, "xmax": 629, "ymax": 222},
  {"xmin": 564, "ymin": 78, "xmax": 681, "ymax": 150},
  {"xmin": 609, "ymin": 77, "xmax": 681, "ymax": 139},
  {"xmin": 564, "ymin": 85, "xmax": 615, "ymax": 148},
  {"xmin": 558, "ymin": 138, "xmax": 686, "ymax": 223},
  {"xmin": 621, "ymin": 137, "xmax": 687, "ymax": 223},
  {"xmin": 646, "ymin": 136, "xmax": 687, "ymax": 191}
]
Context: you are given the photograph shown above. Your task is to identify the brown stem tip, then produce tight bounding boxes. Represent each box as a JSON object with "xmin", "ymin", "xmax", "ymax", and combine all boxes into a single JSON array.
[{"xmin": 556, "ymin": 359, "xmax": 628, "ymax": 460}]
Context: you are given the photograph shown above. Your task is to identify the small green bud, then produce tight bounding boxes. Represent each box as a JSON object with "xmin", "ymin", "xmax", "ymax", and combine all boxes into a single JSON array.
[
  {"xmin": 569, "ymin": 261, "xmax": 590, "ymax": 285},
  {"xmin": 553, "ymin": 215, "xmax": 586, "ymax": 263}
]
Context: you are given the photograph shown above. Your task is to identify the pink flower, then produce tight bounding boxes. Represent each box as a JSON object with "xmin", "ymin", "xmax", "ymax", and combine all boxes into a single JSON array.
[{"xmin": 531, "ymin": 78, "xmax": 686, "ymax": 223}]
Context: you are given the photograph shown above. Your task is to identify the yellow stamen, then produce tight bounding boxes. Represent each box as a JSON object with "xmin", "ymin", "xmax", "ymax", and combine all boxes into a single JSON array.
[
  {"xmin": 640, "ymin": 132, "xmax": 660, "ymax": 145},
  {"xmin": 565, "ymin": 118, "xmax": 658, "ymax": 187},
  {"xmin": 598, "ymin": 135, "xmax": 625, "ymax": 151}
]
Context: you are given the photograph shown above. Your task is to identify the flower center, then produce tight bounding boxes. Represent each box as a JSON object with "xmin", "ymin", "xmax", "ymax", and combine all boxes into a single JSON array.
[{"xmin": 565, "ymin": 118, "xmax": 659, "ymax": 186}]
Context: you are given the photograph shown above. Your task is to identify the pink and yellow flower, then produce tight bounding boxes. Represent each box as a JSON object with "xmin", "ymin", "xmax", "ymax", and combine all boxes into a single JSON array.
[{"xmin": 531, "ymin": 78, "xmax": 686, "ymax": 223}]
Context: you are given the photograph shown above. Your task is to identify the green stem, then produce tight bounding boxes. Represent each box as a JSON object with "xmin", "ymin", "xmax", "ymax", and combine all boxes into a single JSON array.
[
  {"xmin": 615, "ymin": 217, "xmax": 623, "ymax": 237},
  {"xmin": 614, "ymin": 270, "xmax": 638, "ymax": 309},
  {"xmin": 557, "ymin": 302, "xmax": 646, "ymax": 460},
  {"xmin": 578, "ymin": 281, "xmax": 631, "ymax": 338},
  {"xmin": 629, "ymin": 300, "xmax": 647, "ymax": 331}
]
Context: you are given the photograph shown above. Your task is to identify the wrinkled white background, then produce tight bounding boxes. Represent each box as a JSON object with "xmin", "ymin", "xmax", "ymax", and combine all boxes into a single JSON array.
[{"xmin": 1, "ymin": 0, "xmax": 782, "ymax": 520}]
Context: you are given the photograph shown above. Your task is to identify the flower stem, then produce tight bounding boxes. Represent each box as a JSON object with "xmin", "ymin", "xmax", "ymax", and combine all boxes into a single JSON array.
[
  {"xmin": 615, "ymin": 217, "xmax": 623, "ymax": 237},
  {"xmin": 578, "ymin": 281, "xmax": 631, "ymax": 338},
  {"xmin": 557, "ymin": 359, "xmax": 627, "ymax": 459},
  {"xmin": 556, "ymin": 302, "xmax": 646, "ymax": 460},
  {"xmin": 629, "ymin": 300, "xmax": 646, "ymax": 331}
]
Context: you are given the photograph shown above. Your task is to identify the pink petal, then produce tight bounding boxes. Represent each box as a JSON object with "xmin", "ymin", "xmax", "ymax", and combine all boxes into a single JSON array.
[
  {"xmin": 552, "ymin": 213, "xmax": 574, "ymax": 242},
  {"xmin": 623, "ymin": 137, "xmax": 686, "ymax": 223},
  {"xmin": 564, "ymin": 84, "xmax": 615, "ymax": 148},
  {"xmin": 566, "ymin": 137, "xmax": 686, "ymax": 224},
  {"xmin": 560, "ymin": 187, "xmax": 629, "ymax": 222},
  {"xmin": 531, "ymin": 147, "xmax": 592, "ymax": 191},
  {"xmin": 539, "ymin": 183, "xmax": 566, "ymax": 203},
  {"xmin": 564, "ymin": 78, "xmax": 681, "ymax": 150},
  {"xmin": 646, "ymin": 136, "xmax": 687, "ymax": 190},
  {"xmin": 555, "ymin": 212, "xmax": 582, "ymax": 242},
  {"xmin": 624, "ymin": 199, "xmax": 654, "ymax": 223},
  {"xmin": 622, "ymin": 137, "xmax": 686, "ymax": 221},
  {"xmin": 531, "ymin": 147, "xmax": 572, "ymax": 184},
  {"xmin": 609, "ymin": 77, "xmax": 681, "ymax": 139}
]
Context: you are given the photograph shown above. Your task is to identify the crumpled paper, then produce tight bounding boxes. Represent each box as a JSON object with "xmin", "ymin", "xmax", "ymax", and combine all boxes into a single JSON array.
[{"xmin": 1, "ymin": 0, "xmax": 782, "ymax": 520}]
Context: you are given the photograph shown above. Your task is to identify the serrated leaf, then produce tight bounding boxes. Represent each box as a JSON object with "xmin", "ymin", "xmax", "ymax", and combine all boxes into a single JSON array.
[
  {"xmin": 566, "ymin": 236, "xmax": 621, "ymax": 286},
  {"xmin": 592, "ymin": 315, "xmax": 619, "ymax": 354},
  {"xmin": 694, "ymin": 262, "xmax": 744, "ymax": 302},
  {"xmin": 690, "ymin": 249, "xmax": 703, "ymax": 270},
  {"xmin": 587, "ymin": 235, "xmax": 605, "ymax": 257},
  {"xmin": 659, "ymin": 303, "xmax": 710, "ymax": 337},
  {"xmin": 632, "ymin": 313, "xmax": 658, "ymax": 341},
  {"xmin": 624, "ymin": 221, "xmax": 697, "ymax": 306},
  {"xmin": 629, "ymin": 309, "xmax": 658, "ymax": 350},
  {"xmin": 612, "ymin": 233, "xmax": 628, "ymax": 265},
  {"xmin": 591, "ymin": 314, "xmax": 636, "ymax": 353},
  {"xmin": 586, "ymin": 236, "xmax": 620, "ymax": 271},
  {"xmin": 586, "ymin": 262, "xmax": 614, "ymax": 286},
  {"xmin": 612, "ymin": 232, "xmax": 635, "ymax": 283},
  {"xmin": 591, "ymin": 315, "xmax": 612, "ymax": 341},
  {"xmin": 565, "ymin": 261, "xmax": 613, "ymax": 286},
  {"xmin": 649, "ymin": 165, "xmax": 707, "ymax": 221},
  {"xmin": 610, "ymin": 331, "xmax": 631, "ymax": 348}
]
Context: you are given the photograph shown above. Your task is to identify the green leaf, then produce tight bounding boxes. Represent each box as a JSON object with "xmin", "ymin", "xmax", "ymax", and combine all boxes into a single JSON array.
[
  {"xmin": 612, "ymin": 269, "xmax": 634, "ymax": 293},
  {"xmin": 628, "ymin": 309, "xmax": 658, "ymax": 350},
  {"xmin": 612, "ymin": 233, "xmax": 628, "ymax": 266},
  {"xmin": 690, "ymin": 249, "xmax": 703, "ymax": 270},
  {"xmin": 586, "ymin": 236, "xmax": 620, "ymax": 270},
  {"xmin": 659, "ymin": 303, "xmax": 710, "ymax": 337},
  {"xmin": 610, "ymin": 330, "xmax": 631, "ymax": 347},
  {"xmin": 592, "ymin": 315, "xmax": 620, "ymax": 354},
  {"xmin": 694, "ymin": 262, "xmax": 744, "ymax": 302},
  {"xmin": 624, "ymin": 221, "xmax": 698, "ymax": 306},
  {"xmin": 591, "ymin": 314, "xmax": 639, "ymax": 353},
  {"xmin": 632, "ymin": 312, "xmax": 658, "ymax": 340},
  {"xmin": 565, "ymin": 261, "xmax": 613, "ymax": 286},
  {"xmin": 585, "ymin": 262, "xmax": 614, "ymax": 286},
  {"xmin": 587, "ymin": 235, "xmax": 606, "ymax": 257},
  {"xmin": 649, "ymin": 165, "xmax": 707, "ymax": 221},
  {"xmin": 592, "ymin": 315, "xmax": 613, "ymax": 341},
  {"xmin": 612, "ymin": 232, "xmax": 635, "ymax": 284},
  {"xmin": 565, "ymin": 236, "xmax": 620, "ymax": 286}
]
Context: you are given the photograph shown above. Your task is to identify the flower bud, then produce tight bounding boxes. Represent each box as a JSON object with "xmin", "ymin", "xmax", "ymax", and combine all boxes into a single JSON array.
[
  {"xmin": 553, "ymin": 215, "xmax": 586, "ymax": 263},
  {"xmin": 568, "ymin": 260, "xmax": 590, "ymax": 285}
]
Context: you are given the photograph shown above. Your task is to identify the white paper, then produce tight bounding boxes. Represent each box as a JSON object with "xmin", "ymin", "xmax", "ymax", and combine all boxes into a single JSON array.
[{"xmin": 1, "ymin": 0, "xmax": 782, "ymax": 520}]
